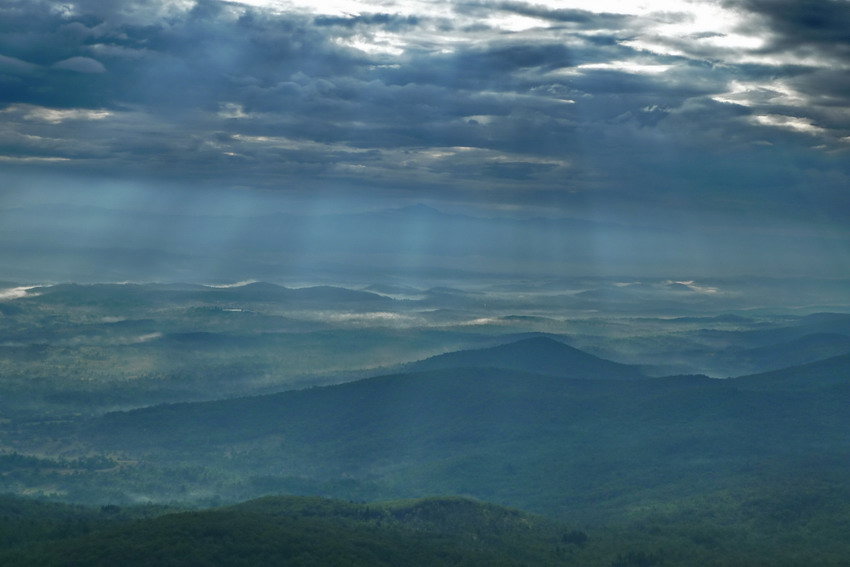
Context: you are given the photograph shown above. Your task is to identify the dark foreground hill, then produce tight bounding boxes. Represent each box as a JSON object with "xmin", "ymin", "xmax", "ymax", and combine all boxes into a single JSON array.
[
  {"xmin": 0, "ymin": 495, "xmax": 573, "ymax": 567},
  {"xmin": 6, "ymin": 489, "xmax": 850, "ymax": 566},
  {"xmin": 405, "ymin": 336, "xmax": 646, "ymax": 380}
]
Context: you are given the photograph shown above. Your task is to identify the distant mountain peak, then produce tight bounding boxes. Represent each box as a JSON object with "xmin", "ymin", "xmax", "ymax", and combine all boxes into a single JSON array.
[
  {"xmin": 407, "ymin": 336, "xmax": 645, "ymax": 380},
  {"xmin": 393, "ymin": 203, "xmax": 446, "ymax": 216},
  {"xmin": 500, "ymin": 335, "xmax": 572, "ymax": 348},
  {"xmin": 239, "ymin": 281, "xmax": 287, "ymax": 291}
]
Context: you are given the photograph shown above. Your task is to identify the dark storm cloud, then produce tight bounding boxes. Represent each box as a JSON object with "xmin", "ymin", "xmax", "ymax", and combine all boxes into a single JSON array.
[
  {"xmin": 729, "ymin": 0, "xmax": 850, "ymax": 58},
  {"xmin": 1, "ymin": 0, "xmax": 849, "ymax": 234},
  {"xmin": 314, "ymin": 13, "xmax": 423, "ymax": 30},
  {"xmin": 53, "ymin": 56, "xmax": 107, "ymax": 73},
  {"xmin": 461, "ymin": 1, "xmax": 628, "ymax": 29},
  {"xmin": 710, "ymin": 0, "xmax": 850, "ymax": 152}
]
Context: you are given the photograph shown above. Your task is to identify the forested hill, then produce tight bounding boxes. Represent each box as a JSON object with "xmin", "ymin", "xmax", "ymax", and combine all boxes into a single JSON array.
[
  {"xmin": 6, "ymin": 340, "xmax": 850, "ymax": 564},
  {"xmin": 0, "ymin": 495, "xmax": 574, "ymax": 567},
  {"xmin": 72, "ymin": 355, "xmax": 850, "ymax": 523}
]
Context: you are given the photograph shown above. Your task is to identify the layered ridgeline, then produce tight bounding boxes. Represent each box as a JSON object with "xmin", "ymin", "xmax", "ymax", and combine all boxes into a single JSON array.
[
  {"xmin": 6, "ymin": 338, "xmax": 850, "ymax": 563},
  {"xmin": 19, "ymin": 339, "xmax": 844, "ymax": 514},
  {"xmin": 4, "ymin": 281, "xmax": 850, "ymax": 422},
  {"xmin": 733, "ymin": 352, "xmax": 850, "ymax": 391}
]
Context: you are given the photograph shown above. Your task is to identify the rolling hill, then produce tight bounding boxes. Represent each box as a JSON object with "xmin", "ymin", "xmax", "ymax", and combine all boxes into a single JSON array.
[
  {"xmin": 7, "ymin": 338, "xmax": 850, "ymax": 564},
  {"xmin": 66, "ymin": 338, "xmax": 850, "ymax": 522}
]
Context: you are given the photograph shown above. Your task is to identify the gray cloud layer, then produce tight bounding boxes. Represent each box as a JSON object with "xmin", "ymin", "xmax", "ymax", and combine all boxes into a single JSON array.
[{"xmin": 1, "ymin": 0, "xmax": 849, "ymax": 235}]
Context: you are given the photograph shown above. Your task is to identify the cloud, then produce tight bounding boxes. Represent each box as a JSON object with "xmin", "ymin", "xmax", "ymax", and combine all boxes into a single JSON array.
[
  {"xmin": 133, "ymin": 332, "xmax": 163, "ymax": 343},
  {"xmin": 4, "ymin": 104, "xmax": 112, "ymax": 123},
  {"xmin": 0, "ymin": 285, "xmax": 38, "ymax": 300},
  {"xmin": 0, "ymin": 0, "xmax": 848, "ymax": 244},
  {"xmin": 728, "ymin": 0, "xmax": 850, "ymax": 60},
  {"xmin": 0, "ymin": 54, "xmax": 40, "ymax": 75},
  {"xmin": 53, "ymin": 56, "xmax": 107, "ymax": 73}
]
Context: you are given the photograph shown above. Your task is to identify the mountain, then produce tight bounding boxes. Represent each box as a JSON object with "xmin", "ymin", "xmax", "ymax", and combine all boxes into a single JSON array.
[
  {"xmin": 404, "ymin": 336, "xmax": 646, "ymax": 380},
  {"xmin": 9, "ymin": 352, "xmax": 850, "ymax": 563},
  {"xmin": 362, "ymin": 283, "xmax": 424, "ymax": 296},
  {"xmin": 799, "ymin": 312, "xmax": 850, "ymax": 329},
  {"xmin": 288, "ymin": 285, "xmax": 391, "ymax": 303},
  {"xmin": 695, "ymin": 313, "xmax": 850, "ymax": 351},
  {"xmin": 730, "ymin": 332, "xmax": 850, "ymax": 374},
  {"xmin": 664, "ymin": 313, "xmax": 752, "ymax": 324},
  {"xmin": 66, "ymin": 354, "xmax": 849, "ymax": 522},
  {"xmin": 380, "ymin": 203, "xmax": 453, "ymax": 219},
  {"xmin": 733, "ymin": 352, "xmax": 850, "ymax": 391}
]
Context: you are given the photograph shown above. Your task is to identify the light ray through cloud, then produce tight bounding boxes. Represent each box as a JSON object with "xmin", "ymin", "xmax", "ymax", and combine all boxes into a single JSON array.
[{"xmin": 0, "ymin": 0, "xmax": 848, "ymax": 283}]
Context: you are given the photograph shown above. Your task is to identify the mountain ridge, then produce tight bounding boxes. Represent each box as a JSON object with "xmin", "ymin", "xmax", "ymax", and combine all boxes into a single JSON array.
[{"xmin": 733, "ymin": 351, "xmax": 850, "ymax": 391}]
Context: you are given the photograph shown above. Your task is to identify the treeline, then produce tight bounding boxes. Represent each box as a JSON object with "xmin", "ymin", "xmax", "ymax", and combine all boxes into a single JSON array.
[
  {"xmin": 5, "ymin": 492, "xmax": 850, "ymax": 566},
  {"xmin": 0, "ymin": 495, "xmax": 579, "ymax": 567}
]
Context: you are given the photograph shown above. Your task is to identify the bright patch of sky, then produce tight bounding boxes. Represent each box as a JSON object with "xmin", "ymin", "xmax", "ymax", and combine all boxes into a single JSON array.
[
  {"xmin": 233, "ymin": 0, "xmax": 816, "ymax": 126},
  {"xmin": 570, "ymin": 62, "xmax": 673, "ymax": 75},
  {"xmin": 241, "ymin": 0, "xmax": 747, "ymax": 48},
  {"xmin": 711, "ymin": 81, "xmax": 810, "ymax": 108},
  {"xmin": 620, "ymin": 1, "xmax": 766, "ymax": 55}
]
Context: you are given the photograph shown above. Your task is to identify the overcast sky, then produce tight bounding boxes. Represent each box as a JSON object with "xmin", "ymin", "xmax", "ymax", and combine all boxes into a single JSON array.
[{"xmin": 1, "ymin": 0, "xmax": 850, "ymax": 280}]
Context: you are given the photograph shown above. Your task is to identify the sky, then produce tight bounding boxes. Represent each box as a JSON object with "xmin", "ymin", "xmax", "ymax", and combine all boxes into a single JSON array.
[{"xmin": 1, "ymin": 0, "xmax": 850, "ymax": 282}]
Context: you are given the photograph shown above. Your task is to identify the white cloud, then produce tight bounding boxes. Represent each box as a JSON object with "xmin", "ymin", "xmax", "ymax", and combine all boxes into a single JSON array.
[
  {"xmin": 0, "ymin": 155, "xmax": 72, "ymax": 162},
  {"xmin": 205, "ymin": 280, "xmax": 258, "ymax": 288},
  {"xmin": 752, "ymin": 114, "xmax": 827, "ymax": 136},
  {"xmin": 133, "ymin": 332, "xmax": 163, "ymax": 343},
  {"xmin": 573, "ymin": 62, "xmax": 673, "ymax": 75},
  {"xmin": 711, "ymin": 80, "xmax": 809, "ymax": 108},
  {"xmin": 218, "ymin": 103, "xmax": 250, "ymax": 119},
  {"xmin": 335, "ymin": 32, "xmax": 406, "ymax": 56},
  {"xmin": 667, "ymin": 280, "xmax": 720, "ymax": 295},
  {"xmin": 14, "ymin": 105, "xmax": 113, "ymax": 124}
]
